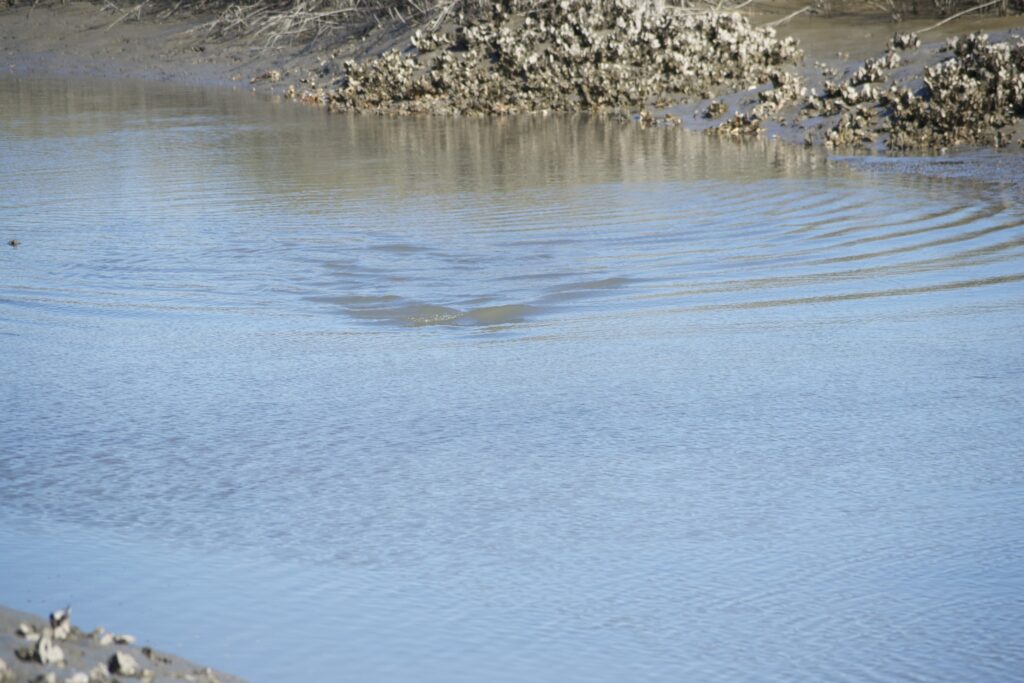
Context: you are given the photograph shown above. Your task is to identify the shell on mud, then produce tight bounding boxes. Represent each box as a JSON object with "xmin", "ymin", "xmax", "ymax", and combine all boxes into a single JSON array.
[
  {"xmin": 411, "ymin": 29, "xmax": 452, "ymax": 52},
  {"xmin": 251, "ymin": 69, "xmax": 282, "ymax": 84},
  {"xmin": 303, "ymin": 2, "xmax": 1023, "ymax": 153},
  {"xmin": 328, "ymin": 0, "xmax": 803, "ymax": 117},
  {"xmin": 709, "ymin": 112, "xmax": 763, "ymax": 137},
  {"xmin": 890, "ymin": 32, "xmax": 921, "ymax": 50},
  {"xmin": 753, "ymin": 70, "xmax": 806, "ymax": 117},
  {"xmin": 888, "ymin": 33, "xmax": 1024, "ymax": 150},
  {"xmin": 702, "ymin": 99, "xmax": 729, "ymax": 119},
  {"xmin": 849, "ymin": 51, "xmax": 900, "ymax": 86}
]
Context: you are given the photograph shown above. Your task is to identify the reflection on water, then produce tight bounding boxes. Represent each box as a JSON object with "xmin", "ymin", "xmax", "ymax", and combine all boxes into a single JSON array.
[{"xmin": 1, "ymin": 76, "xmax": 1023, "ymax": 683}]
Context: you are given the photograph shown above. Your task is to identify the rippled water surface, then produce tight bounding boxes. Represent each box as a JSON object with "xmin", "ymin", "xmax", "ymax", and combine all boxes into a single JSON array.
[{"xmin": 2, "ymin": 76, "xmax": 1023, "ymax": 682}]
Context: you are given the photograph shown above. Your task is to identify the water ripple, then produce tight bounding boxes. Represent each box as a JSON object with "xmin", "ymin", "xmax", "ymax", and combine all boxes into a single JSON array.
[{"xmin": 2, "ymin": 75, "xmax": 1023, "ymax": 683}]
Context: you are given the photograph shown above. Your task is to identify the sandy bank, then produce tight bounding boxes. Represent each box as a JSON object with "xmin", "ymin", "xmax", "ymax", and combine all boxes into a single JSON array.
[{"xmin": 0, "ymin": 605, "xmax": 243, "ymax": 683}]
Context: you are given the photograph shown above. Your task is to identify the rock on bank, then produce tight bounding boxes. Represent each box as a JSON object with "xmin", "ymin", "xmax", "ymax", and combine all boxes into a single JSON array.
[{"xmin": 0, "ymin": 605, "xmax": 243, "ymax": 683}]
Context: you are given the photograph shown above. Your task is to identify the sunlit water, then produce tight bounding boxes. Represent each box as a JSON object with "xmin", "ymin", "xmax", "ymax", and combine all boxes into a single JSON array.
[{"xmin": 1, "ymin": 75, "xmax": 1023, "ymax": 682}]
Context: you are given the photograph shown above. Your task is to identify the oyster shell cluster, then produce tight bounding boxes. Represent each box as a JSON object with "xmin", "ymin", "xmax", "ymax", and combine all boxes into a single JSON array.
[
  {"xmin": 709, "ymin": 111, "xmax": 763, "ymax": 137},
  {"xmin": 777, "ymin": 31, "xmax": 1023, "ymax": 150},
  {"xmin": 323, "ymin": 0, "xmax": 801, "ymax": 115},
  {"xmin": 702, "ymin": 99, "xmax": 729, "ymax": 119},
  {"xmin": 849, "ymin": 50, "xmax": 901, "ymax": 86},
  {"xmin": 887, "ymin": 33, "xmax": 1024, "ymax": 149},
  {"xmin": 277, "ymin": 6, "xmax": 1024, "ymax": 153},
  {"xmin": 753, "ymin": 69, "xmax": 807, "ymax": 117},
  {"xmin": 890, "ymin": 32, "xmax": 921, "ymax": 51}
]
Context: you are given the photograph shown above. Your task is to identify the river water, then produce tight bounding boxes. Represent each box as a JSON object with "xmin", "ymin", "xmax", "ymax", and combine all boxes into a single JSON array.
[{"xmin": 1, "ymin": 75, "xmax": 1023, "ymax": 682}]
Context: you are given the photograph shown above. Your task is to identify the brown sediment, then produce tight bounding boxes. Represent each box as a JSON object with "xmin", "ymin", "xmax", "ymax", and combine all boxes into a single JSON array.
[{"xmin": 0, "ymin": 604, "xmax": 243, "ymax": 683}]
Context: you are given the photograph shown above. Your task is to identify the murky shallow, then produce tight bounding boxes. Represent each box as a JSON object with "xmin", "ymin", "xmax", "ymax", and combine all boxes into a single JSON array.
[{"xmin": 1, "ymin": 75, "xmax": 1023, "ymax": 682}]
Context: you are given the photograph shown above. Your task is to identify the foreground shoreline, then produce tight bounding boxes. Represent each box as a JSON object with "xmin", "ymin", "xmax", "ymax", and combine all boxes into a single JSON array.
[{"xmin": 0, "ymin": 605, "xmax": 242, "ymax": 683}]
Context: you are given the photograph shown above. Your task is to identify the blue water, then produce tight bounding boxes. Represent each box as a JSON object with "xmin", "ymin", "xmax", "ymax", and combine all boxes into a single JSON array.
[{"xmin": 1, "ymin": 75, "xmax": 1023, "ymax": 682}]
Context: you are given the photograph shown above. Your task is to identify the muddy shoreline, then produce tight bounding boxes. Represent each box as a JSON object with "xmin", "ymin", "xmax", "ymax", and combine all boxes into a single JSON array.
[
  {"xmin": 3, "ymin": 1, "xmax": 1023, "ymax": 156},
  {"xmin": 0, "ymin": 0, "xmax": 405, "ymax": 90},
  {"xmin": 0, "ymin": 605, "xmax": 243, "ymax": 683}
]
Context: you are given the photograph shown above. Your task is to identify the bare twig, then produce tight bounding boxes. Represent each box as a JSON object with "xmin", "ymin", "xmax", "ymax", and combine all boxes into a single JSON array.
[
  {"xmin": 765, "ymin": 4, "xmax": 811, "ymax": 26},
  {"xmin": 431, "ymin": 0, "xmax": 459, "ymax": 31},
  {"xmin": 105, "ymin": 1, "xmax": 149, "ymax": 30},
  {"xmin": 157, "ymin": 0, "xmax": 184, "ymax": 20},
  {"xmin": 918, "ymin": 0, "xmax": 1004, "ymax": 32}
]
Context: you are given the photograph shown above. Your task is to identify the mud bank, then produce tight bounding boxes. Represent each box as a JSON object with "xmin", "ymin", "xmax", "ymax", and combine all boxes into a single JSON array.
[
  {"xmin": 0, "ymin": 0, "xmax": 390, "ymax": 88},
  {"xmin": 289, "ymin": 0, "xmax": 1024, "ymax": 151},
  {"xmin": 2, "ymin": 1, "xmax": 1023, "ymax": 154},
  {"xmin": 675, "ymin": 25, "xmax": 1024, "ymax": 151}
]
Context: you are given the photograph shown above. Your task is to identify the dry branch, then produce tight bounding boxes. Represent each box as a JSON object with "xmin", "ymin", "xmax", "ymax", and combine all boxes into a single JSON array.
[
  {"xmin": 919, "ymin": 0, "xmax": 1005, "ymax": 31},
  {"xmin": 765, "ymin": 4, "xmax": 812, "ymax": 26}
]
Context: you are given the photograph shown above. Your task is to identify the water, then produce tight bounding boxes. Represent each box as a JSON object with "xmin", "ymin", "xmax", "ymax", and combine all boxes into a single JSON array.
[{"xmin": 1, "ymin": 75, "xmax": 1023, "ymax": 682}]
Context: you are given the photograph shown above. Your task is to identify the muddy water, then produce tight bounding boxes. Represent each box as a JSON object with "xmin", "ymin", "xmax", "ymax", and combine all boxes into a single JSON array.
[{"xmin": 1, "ymin": 75, "xmax": 1023, "ymax": 682}]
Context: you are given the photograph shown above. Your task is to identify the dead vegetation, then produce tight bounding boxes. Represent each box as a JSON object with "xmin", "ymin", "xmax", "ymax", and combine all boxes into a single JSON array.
[
  {"xmin": 187, "ymin": 0, "xmax": 437, "ymax": 44},
  {"xmin": 153, "ymin": 0, "xmax": 791, "ymax": 45},
  {"xmin": 9, "ymin": 0, "xmax": 1023, "ymax": 46}
]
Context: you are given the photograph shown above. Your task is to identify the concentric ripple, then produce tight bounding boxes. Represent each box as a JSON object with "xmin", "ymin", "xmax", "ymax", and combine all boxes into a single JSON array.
[
  {"xmin": 2, "ymin": 76, "xmax": 1023, "ymax": 683},
  {"xmin": 273, "ymin": 170, "xmax": 1024, "ymax": 328},
  {"xmin": 3, "ymin": 77, "xmax": 1023, "ymax": 332}
]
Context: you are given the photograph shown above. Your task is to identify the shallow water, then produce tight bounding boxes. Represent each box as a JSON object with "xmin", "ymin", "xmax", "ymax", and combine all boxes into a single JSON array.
[{"xmin": 1, "ymin": 75, "xmax": 1023, "ymax": 682}]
